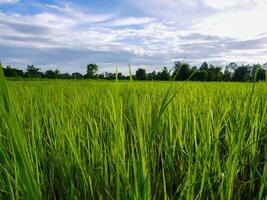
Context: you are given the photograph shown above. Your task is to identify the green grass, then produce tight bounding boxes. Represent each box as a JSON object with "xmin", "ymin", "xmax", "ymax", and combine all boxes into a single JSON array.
[{"xmin": 0, "ymin": 71, "xmax": 267, "ymax": 199}]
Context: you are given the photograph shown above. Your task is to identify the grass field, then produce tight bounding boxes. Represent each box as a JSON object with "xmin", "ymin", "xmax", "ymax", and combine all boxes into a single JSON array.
[{"xmin": 0, "ymin": 71, "xmax": 267, "ymax": 199}]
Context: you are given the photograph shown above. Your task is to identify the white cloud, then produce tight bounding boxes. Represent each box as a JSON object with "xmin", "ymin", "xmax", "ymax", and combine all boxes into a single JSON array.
[
  {"xmin": 108, "ymin": 17, "xmax": 154, "ymax": 26},
  {"xmin": 131, "ymin": 0, "xmax": 266, "ymax": 11},
  {"xmin": 202, "ymin": 0, "xmax": 244, "ymax": 9},
  {"xmin": 46, "ymin": 4, "xmax": 114, "ymax": 23},
  {"xmin": 201, "ymin": 0, "xmax": 267, "ymax": 9},
  {"xmin": 193, "ymin": 2, "xmax": 267, "ymax": 39},
  {"xmin": 0, "ymin": 1, "xmax": 267, "ymax": 71},
  {"xmin": 0, "ymin": 9, "xmax": 183, "ymax": 56},
  {"xmin": 130, "ymin": 0, "xmax": 267, "ymax": 39}
]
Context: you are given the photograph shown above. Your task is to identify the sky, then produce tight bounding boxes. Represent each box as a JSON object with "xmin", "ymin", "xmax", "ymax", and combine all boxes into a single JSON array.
[{"xmin": 0, "ymin": 0, "xmax": 267, "ymax": 74}]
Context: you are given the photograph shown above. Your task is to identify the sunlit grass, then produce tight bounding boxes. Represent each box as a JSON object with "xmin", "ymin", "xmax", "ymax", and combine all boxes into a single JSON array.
[{"xmin": 0, "ymin": 68, "xmax": 266, "ymax": 199}]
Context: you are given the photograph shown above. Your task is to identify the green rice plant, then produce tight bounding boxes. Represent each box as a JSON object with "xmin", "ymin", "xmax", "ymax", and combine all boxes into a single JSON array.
[
  {"xmin": 128, "ymin": 65, "xmax": 133, "ymax": 82},
  {"xmin": 0, "ymin": 65, "xmax": 41, "ymax": 199},
  {"xmin": 0, "ymin": 70, "xmax": 266, "ymax": 199}
]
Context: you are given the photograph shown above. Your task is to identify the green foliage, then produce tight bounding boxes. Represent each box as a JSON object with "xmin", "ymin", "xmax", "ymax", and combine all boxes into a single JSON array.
[
  {"xmin": 128, "ymin": 65, "xmax": 133, "ymax": 82},
  {"xmin": 86, "ymin": 64, "xmax": 98, "ymax": 79},
  {"xmin": 0, "ymin": 75, "xmax": 266, "ymax": 199},
  {"xmin": 2, "ymin": 62, "xmax": 266, "ymax": 82},
  {"xmin": 157, "ymin": 67, "xmax": 171, "ymax": 81},
  {"xmin": 116, "ymin": 65, "xmax": 118, "ymax": 83},
  {"xmin": 45, "ymin": 69, "xmax": 60, "ymax": 79},
  {"xmin": 3, "ymin": 65, "xmax": 24, "ymax": 77},
  {"xmin": 135, "ymin": 68, "xmax": 147, "ymax": 80},
  {"xmin": 25, "ymin": 65, "xmax": 42, "ymax": 78},
  {"xmin": 173, "ymin": 61, "xmax": 190, "ymax": 80},
  {"xmin": 0, "ymin": 65, "xmax": 41, "ymax": 199}
]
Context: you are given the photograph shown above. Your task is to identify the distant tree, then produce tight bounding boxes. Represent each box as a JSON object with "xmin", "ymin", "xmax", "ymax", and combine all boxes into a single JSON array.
[
  {"xmin": 196, "ymin": 61, "xmax": 207, "ymax": 81},
  {"xmin": 136, "ymin": 68, "xmax": 147, "ymax": 80},
  {"xmin": 214, "ymin": 67, "xmax": 223, "ymax": 81},
  {"xmin": 122, "ymin": 75, "xmax": 130, "ymax": 80},
  {"xmin": 257, "ymin": 67, "xmax": 265, "ymax": 81},
  {"xmin": 118, "ymin": 72, "xmax": 124, "ymax": 80},
  {"xmin": 54, "ymin": 69, "xmax": 60, "ymax": 78},
  {"xmin": 200, "ymin": 61, "xmax": 209, "ymax": 71},
  {"xmin": 157, "ymin": 67, "xmax": 171, "ymax": 81},
  {"xmin": 223, "ymin": 68, "xmax": 231, "ymax": 81},
  {"xmin": 197, "ymin": 70, "xmax": 208, "ymax": 81},
  {"xmin": 72, "ymin": 72, "xmax": 83, "ymax": 79},
  {"xmin": 227, "ymin": 62, "xmax": 238, "ymax": 73},
  {"xmin": 207, "ymin": 64, "xmax": 215, "ymax": 81},
  {"xmin": 3, "ymin": 65, "xmax": 24, "ymax": 77},
  {"xmin": 105, "ymin": 72, "xmax": 116, "ymax": 80},
  {"xmin": 45, "ymin": 70, "xmax": 55, "ymax": 79},
  {"xmin": 189, "ymin": 66, "xmax": 198, "ymax": 81},
  {"xmin": 224, "ymin": 62, "xmax": 237, "ymax": 81},
  {"xmin": 233, "ymin": 65, "xmax": 250, "ymax": 81},
  {"xmin": 44, "ymin": 69, "xmax": 60, "ymax": 79},
  {"xmin": 86, "ymin": 64, "xmax": 98, "ymax": 79},
  {"xmin": 25, "ymin": 65, "xmax": 42, "ymax": 78},
  {"xmin": 173, "ymin": 61, "xmax": 190, "ymax": 80},
  {"xmin": 147, "ymin": 71, "xmax": 157, "ymax": 80},
  {"xmin": 250, "ymin": 64, "xmax": 266, "ymax": 81},
  {"xmin": 2, "ymin": 61, "xmax": 266, "ymax": 82},
  {"xmin": 98, "ymin": 73, "xmax": 105, "ymax": 79},
  {"xmin": 60, "ymin": 73, "xmax": 71, "ymax": 79},
  {"xmin": 207, "ymin": 65, "xmax": 223, "ymax": 81}
]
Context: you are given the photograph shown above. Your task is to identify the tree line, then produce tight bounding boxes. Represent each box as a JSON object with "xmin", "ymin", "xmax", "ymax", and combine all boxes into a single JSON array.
[{"xmin": 2, "ymin": 62, "xmax": 266, "ymax": 82}]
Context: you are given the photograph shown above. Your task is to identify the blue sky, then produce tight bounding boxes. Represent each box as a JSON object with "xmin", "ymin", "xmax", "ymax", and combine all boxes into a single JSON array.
[{"xmin": 0, "ymin": 0, "xmax": 267, "ymax": 73}]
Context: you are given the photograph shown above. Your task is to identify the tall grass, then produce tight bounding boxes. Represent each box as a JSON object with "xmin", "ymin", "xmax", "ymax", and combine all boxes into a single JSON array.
[
  {"xmin": 0, "ymin": 67, "xmax": 41, "ymax": 199},
  {"xmin": 0, "ymin": 70, "xmax": 266, "ymax": 199}
]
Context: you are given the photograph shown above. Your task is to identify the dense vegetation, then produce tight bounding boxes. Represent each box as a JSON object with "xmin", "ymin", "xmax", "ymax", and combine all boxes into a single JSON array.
[
  {"xmin": 0, "ymin": 66, "xmax": 266, "ymax": 199},
  {"xmin": 2, "ymin": 61, "xmax": 267, "ymax": 82}
]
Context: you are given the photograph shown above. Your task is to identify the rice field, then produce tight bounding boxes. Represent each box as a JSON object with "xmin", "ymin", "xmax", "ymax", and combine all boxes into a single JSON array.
[{"xmin": 0, "ymin": 70, "xmax": 267, "ymax": 199}]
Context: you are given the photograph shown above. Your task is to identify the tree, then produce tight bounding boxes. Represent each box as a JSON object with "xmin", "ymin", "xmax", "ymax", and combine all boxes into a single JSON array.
[
  {"xmin": 118, "ymin": 72, "xmax": 124, "ymax": 80},
  {"xmin": 264, "ymin": 63, "xmax": 267, "ymax": 82},
  {"xmin": 54, "ymin": 69, "xmax": 60, "ymax": 79},
  {"xmin": 197, "ymin": 70, "xmax": 208, "ymax": 81},
  {"xmin": 158, "ymin": 67, "xmax": 171, "ymax": 80},
  {"xmin": 257, "ymin": 67, "xmax": 265, "ymax": 81},
  {"xmin": 44, "ymin": 69, "xmax": 60, "ymax": 79},
  {"xmin": 72, "ymin": 72, "xmax": 83, "ymax": 79},
  {"xmin": 136, "ymin": 68, "xmax": 147, "ymax": 80},
  {"xmin": 173, "ymin": 61, "xmax": 190, "ymax": 80},
  {"xmin": 214, "ymin": 67, "xmax": 223, "ymax": 81},
  {"xmin": 147, "ymin": 71, "xmax": 157, "ymax": 81},
  {"xmin": 223, "ymin": 67, "xmax": 232, "ymax": 81},
  {"xmin": 207, "ymin": 65, "xmax": 215, "ymax": 81},
  {"xmin": 3, "ymin": 65, "xmax": 24, "ymax": 77},
  {"xmin": 197, "ymin": 61, "xmax": 208, "ymax": 81},
  {"xmin": 227, "ymin": 62, "xmax": 238, "ymax": 73},
  {"xmin": 200, "ymin": 61, "xmax": 209, "ymax": 71},
  {"xmin": 60, "ymin": 73, "xmax": 71, "ymax": 79},
  {"xmin": 45, "ymin": 70, "xmax": 55, "ymax": 79},
  {"xmin": 233, "ymin": 65, "xmax": 250, "ymax": 81},
  {"xmin": 189, "ymin": 66, "xmax": 198, "ymax": 81},
  {"xmin": 25, "ymin": 65, "xmax": 42, "ymax": 78},
  {"xmin": 207, "ymin": 65, "xmax": 222, "ymax": 81},
  {"xmin": 98, "ymin": 73, "xmax": 105, "ymax": 79},
  {"xmin": 105, "ymin": 72, "xmax": 116, "ymax": 80},
  {"xmin": 250, "ymin": 64, "xmax": 266, "ymax": 81},
  {"xmin": 223, "ymin": 62, "xmax": 237, "ymax": 81},
  {"xmin": 86, "ymin": 64, "xmax": 98, "ymax": 79}
]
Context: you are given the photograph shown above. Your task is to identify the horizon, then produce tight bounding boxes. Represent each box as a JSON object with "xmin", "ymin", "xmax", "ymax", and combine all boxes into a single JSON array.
[
  {"xmin": 2, "ymin": 61, "xmax": 267, "ymax": 75},
  {"xmin": 0, "ymin": 0, "xmax": 267, "ymax": 74}
]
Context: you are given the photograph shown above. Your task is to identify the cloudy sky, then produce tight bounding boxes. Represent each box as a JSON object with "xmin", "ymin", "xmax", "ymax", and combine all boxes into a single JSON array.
[{"xmin": 0, "ymin": 0, "xmax": 267, "ymax": 73}]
